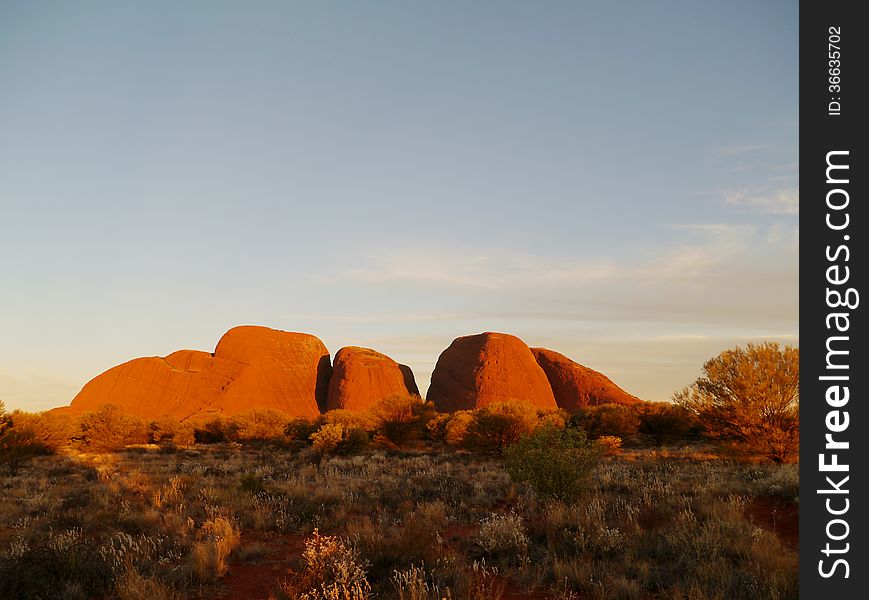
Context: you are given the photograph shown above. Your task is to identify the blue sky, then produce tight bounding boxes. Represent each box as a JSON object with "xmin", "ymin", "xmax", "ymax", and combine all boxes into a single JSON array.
[{"xmin": 0, "ymin": 1, "xmax": 798, "ymax": 411}]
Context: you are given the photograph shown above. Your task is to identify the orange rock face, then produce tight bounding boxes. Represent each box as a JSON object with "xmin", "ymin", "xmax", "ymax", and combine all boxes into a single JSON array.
[
  {"xmin": 326, "ymin": 346, "xmax": 419, "ymax": 411},
  {"xmin": 427, "ymin": 332, "xmax": 557, "ymax": 412},
  {"xmin": 70, "ymin": 326, "xmax": 331, "ymax": 420},
  {"xmin": 531, "ymin": 348, "xmax": 642, "ymax": 412}
]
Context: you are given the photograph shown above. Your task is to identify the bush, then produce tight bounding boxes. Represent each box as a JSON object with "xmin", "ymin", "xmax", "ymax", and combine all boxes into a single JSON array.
[
  {"xmin": 476, "ymin": 511, "xmax": 530, "ymax": 560},
  {"xmin": 148, "ymin": 417, "xmax": 194, "ymax": 448},
  {"xmin": 8, "ymin": 410, "xmax": 77, "ymax": 451},
  {"xmin": 190, "ymin": 517, "xmax": 240, "ymax": 582},
  {"xmin": 325, "ymin": 409, "xmax": 378, "ymax": 433},
  {"xmin": 637, "ymin": 402, "xmax": 696, "ymax": 446},
  {"xmin": 596, "ymin": 435, "xmax": 623, "ymax": 455},
  {"xmin": 505, "ymin": 424, "xmax": 600, "ymax": 502},
  {"xmin": 191, "ymin": 418, "xmax": 233, "ymax": 444},
  {"xmin": 228, "ymin": 409, "xmax": 292, "ymax": 444},
  {"xmin": 371, "ymin": 395, "xmax": 419, "ymax": 446},
  {"xmin": 285, "ymin": 417, "xmax": 324, "ymax": 442},
  {"xmin": 78, "ymin": 405, "xmax": 148, "ymax": 452},
  {"xmin": 0, "ymin": 426, "xmax": 50, "ymax": 476},
  {"xmin": 570, "ymin": 403, "xmax": 639, "ymax": 440},
  {"xmin": 675, "ymin": 342, "xmax": 800, "ymax": 463},
  {"xmin": 277, "ymin": 529, "xmax": 371, "ymax": 600},
  {"xmin": 310, "ymin": 423, "xmax": 368, "ymax": 456},
  {"xmin": 0, "ymin": 407, "xmax": 53, "ymax": 475},
  {"xmin": 465, "ymin": 401, "xmax": 539, "ymax": 453},
  {"xmin": 445, "ymin": 411, "xmax": 475, "ymax": 446},
  {"xmin": 0, "ymin": 526, "xmax": 112, "ymax": 599}
]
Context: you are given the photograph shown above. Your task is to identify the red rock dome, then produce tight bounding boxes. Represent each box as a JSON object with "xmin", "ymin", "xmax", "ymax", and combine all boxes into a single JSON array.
[
  {"xmin": 427, "ymin": 332, "xmax": 557, "ymax": 412},
  {"xmin": 531, "ymin": 347, "xmax": 642, "ymax": 412},
  {"xmin": 69, "ymin": 326, "xmax": 331, "ymax": 420},
  {"xmin": 326, "ymin": 346, "xmax": 419, "ymax": 411}
]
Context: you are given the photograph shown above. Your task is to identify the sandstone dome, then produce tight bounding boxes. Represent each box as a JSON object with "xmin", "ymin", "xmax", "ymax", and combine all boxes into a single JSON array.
[
  {"xmin": 70, "ymin": 326, "xmax": 331, "ymax": 420},
  {"xmin": 531, "ymin": 347, "xmax": 642, "ymax": 412},
  {"xmin": 427, "ymin": 332, "xmax": 557, "ymax": 412},
  {"xmin": 326, "ymin": 346, "xmax": 419, "ymax": 411}
]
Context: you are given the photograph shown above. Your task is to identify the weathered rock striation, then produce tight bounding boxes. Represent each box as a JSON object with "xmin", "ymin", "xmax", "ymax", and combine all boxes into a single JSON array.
[
  {"xmin": 531, "ymin": 347, "xmax": 642, "ymax": 412},
  {"xmin": 427, "ymin": 332, "xmax": 557, "ymax": 412},
  {"xmin": 326, "ymin": 346, "xmax": 419, "ymax": 411}
]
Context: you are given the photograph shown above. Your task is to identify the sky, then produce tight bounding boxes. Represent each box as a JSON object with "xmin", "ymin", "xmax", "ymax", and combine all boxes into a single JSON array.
[{"xmin": 0, "ymin": 1, "xmax": 798, "ymax": 412}]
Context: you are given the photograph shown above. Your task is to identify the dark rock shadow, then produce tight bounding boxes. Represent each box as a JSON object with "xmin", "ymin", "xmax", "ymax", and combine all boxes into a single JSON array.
[{"xmin": 315, "ymin": 354, "xmax": 333, "ymax": 414}]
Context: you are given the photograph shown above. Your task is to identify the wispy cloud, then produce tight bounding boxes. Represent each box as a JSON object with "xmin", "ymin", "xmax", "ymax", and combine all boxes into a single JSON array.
[
  {"xmin": 724, "ymin": 188, "xmax": 799, "ymax": 215},
  {"xmin": 317, "ymin": 220, "xmax": 797, "ymax": 328}
]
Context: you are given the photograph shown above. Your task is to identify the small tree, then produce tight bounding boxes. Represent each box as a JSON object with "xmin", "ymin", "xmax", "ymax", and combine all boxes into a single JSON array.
[
  {"xmin": 149, "ymin": 416, "xmax": 195, "ymax": 448},
  {"xmin": 78, "ymin": 404, "xmax": 148, "ymax": 452},
  {"xmin": 465, "ymin": 401, "xmax": 539, "ymax": 453},
  {"xmin": 371, "ymin": 394, "xmax": 423, "ymax": 446},
  {"xmin": 285, "ymin": 416, "xmax": 324, "ymax": 443},
  {"xmin": 505, "ymin": 424, "xmax": 600, "ymax": 502},
  {"xmin": 675, "ymin": 342, "xmax": 799, "ymax": 462},
  {"xmin": 229, "ymin": 409, "xmax": 292, "ymax": 444},
  {"xmin": 637, "ymin": 402, "xmax": 696, "ymax": 446},
  {"xmin": 571, "ymin": 403, "xmax": 639, "ymax": 440},
  {"xmin": 0, "ymin": 406, "xmax": 52, "ymax": 475}
]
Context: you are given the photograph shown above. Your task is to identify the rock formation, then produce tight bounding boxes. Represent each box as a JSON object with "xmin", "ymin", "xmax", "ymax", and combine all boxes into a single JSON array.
[
  {"xmin": 427, "ymin": 332, "xmax": 557, "ymax": 412},
  {"xmin": 70, "ymin": 326, "xmax": 331, "ymax": 420},
  {"xmin": 531, "ymin": 348, "xmax": 642, "ymax": 412},
  {"xmin": 326, "ymin": 346, "xmax": 419, "ymax": 411}
]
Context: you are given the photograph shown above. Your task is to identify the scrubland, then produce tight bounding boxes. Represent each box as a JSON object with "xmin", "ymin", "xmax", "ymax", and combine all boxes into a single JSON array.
[{"xmin": 0, "ymin": 390, "xmax": 799, "ymax": 599}]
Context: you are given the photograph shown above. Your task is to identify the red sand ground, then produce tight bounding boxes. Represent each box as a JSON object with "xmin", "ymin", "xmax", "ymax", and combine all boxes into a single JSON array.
[{"xmin": 745, "ymin": 496, "xmax": 799, "ymax": 551}]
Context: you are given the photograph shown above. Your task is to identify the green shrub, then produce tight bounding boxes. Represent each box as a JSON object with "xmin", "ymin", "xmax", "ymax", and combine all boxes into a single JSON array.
[{"xmin": 505, "ymin": 425, "xmax": 600, "ymax": 502}]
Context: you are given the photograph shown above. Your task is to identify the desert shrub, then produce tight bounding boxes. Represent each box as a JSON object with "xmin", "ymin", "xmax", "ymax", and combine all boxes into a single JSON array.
[
  {"xmin": 189, "ymin": 517, "xmax": 240, "ymax": 582},
  {"xmin": 78, "ymin": 405, "xmax": 148, "ymax": 452},
  {"xmin": 570, "ymin": 403, "xmax": 639, "ymax": 440},
  {"xmin": 424, "ymin": 413, "xmax": 451, "ymax": 444},
  {"xmin": 370, "ymin": 395, "xmax": 423, "ymax": 446},
  {"xmin": 465, "ymin": 400, "xmax": 539, "ymax": 453},
  {"xmin": 0, "ymin": 526, "xmax": 112, "ymax": 600},
  {"xmin": 240, "ymin": 471, "xmax": 267, "ymax": 495},
  {"xmin": 311, "ymin": 423, "xmax": 346, "ymax": 454},
  {"xmin": 311, "ymin": 423, "xmax": 368, "ymax": 455},
  {"xmin": 0, "ymin": 410, "xmax": 52, "ymax": 475},
  {"xmin": 537, "ymin": 407, "xmax": 569, "ymax": 429},
  {"xmin": 229, "ymin": 409, "xmax": 292, "ymax": 444},
  {"xmin": 505, "ymin": 424, "xmax": 600, "ymax": 501},
  {"xmin": 325, "ymin": 409, "xmax": 379, "ymax": 432},
  {"xmin": 115, "ymin": 568, "xmax": 180, "ymax": 600},
  {"xmin": 675, "ymin": 342, "xmax": 800, "ymax": 463},
  {"xmin": 445, "ymin": 410, "xmax": 475, "ymax": 446},
  {"xmin": 476, "ymin": 511, "xmax": 529, "ymax": 560},
  {"xmin": 8, "ymin": 410, "xmax": 77, "ymax": 450},
  {"xmin": 637, "ymin": 402, "xmax": 697, "ymax": 446},
  {"xmin": 191, "ymin": 418, "xmax": 234, "ymax": 443},
  {"xmin": 597, "ymin": 435, "xmax": 623, "ymax": 455},
  {"xmin": 286, "ymin": 416, "xmax": 325, "ymax": 442},
  {"xmin": 278, "ymin": 529, "xmax": 371, "ymax": 600},
  {"xmin": 372, "ymin": 395, "xmax": 439, "ymax": 447},
  {"xmin": 148, "ymin": 416, "xmax": 194, "ymax": 448}
]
